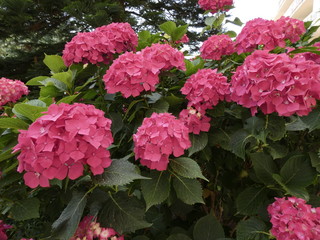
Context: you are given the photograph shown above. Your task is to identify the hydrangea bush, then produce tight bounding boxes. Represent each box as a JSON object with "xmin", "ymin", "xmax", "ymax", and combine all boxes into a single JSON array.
[{"xmin": 0, "ymin": 0, "xmax": 320, "ymax": 239}]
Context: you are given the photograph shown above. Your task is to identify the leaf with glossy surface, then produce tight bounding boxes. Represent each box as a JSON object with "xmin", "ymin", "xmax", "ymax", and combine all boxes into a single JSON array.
[
  {"xmin": 43, "ymin": 54, "xmax": 67, "ymax": 73},
  {"xmin": 13, "ymin": 103, "xmax": 47, "ymax": 122},
  {"xmin": 0, "ymin": 118, "xmax": 28, "ymax": 130},
  {"xmin": 170, "ymin": 157, "xmax": 208, "ymax": 181},
  {"xmin": 193, "ymin": 214, "xmax": 225, "ymax": 240}
]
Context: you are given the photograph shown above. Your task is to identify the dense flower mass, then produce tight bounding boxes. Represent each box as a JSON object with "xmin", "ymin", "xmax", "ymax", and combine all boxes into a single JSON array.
[
  {"xmin": 0, "ymin": 220, "xmax": 11, "ymax": 240},
  {"xmin": 198, "ymin": 0, "xmax": 233, "ymax": 13},
  {"xmin": 230, "ymin": 50, "xmax": 320, "ymax": 116},
  {"xmin": 179, "ymin": 108, "xmax": 211, "ymax": 135},
  {"xmin": 268, "ymin": 197, "xmax": 320, "ymax": 240},
  {"xmin": 0, "ymin": 78, "xmax": 29, "ymax": 107},
  {"xmin": 200, "ymin": 34, "xmax": 235, "ymax": 60},
  {"xmin": 298, "ymin": 42, "xmax": 320, "ymax": 64},
  {"xmin": 235, "ymin": 17, "xmax": 305, "ymax": 54},
  {"xmin": 13, "ymin": 103, "xmax": 114, "ymax": 188},
  {"xmin": 103, "ymin": 52, "xmax": 159, "ymax": 98},
  {"xmin": 133, "ymin": 113, "xmax": 191, "ymax": 171},
  {"xmin": 62, "ymin": 22, "xmax": 138, "ymax": 66},
  {"xmin": 140, "ymin": 43, "xmax": 186, "ymax": 71},
  {"xmin": 181, "ymin": 68, "xmax": 230, "ymax": 110},
  {"xmin": 71, "ymin": 216, "xmax": 124, "ymax": 240}
]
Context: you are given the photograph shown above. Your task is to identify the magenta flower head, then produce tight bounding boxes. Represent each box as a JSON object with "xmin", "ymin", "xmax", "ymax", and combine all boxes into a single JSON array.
[
  {"xmin": 179, "ymin": 107, "xmax": 211, "ymax": 135},
  {"xmin": 0, "ymin": 77, "xmax": 28, "ymax": 107},
  {"xmin": 140, "ymin": 43, "xmax": 186, "ymax": 72},
  {"xmin": 175, "ymin": 34, "xmax": 189, "ymax": 44},
  {"xmin": 62, "ymin": 22, "xmax": 138, "ymax": 66},
  {"xmin": 133, "ymin": 113, "xmax": 191, "ymax": 171},
  {"xmin": 275, "ymin": 16, "xmax": 306, "ymax": 43},
  {"xmin": 0, "ymin": 220, "xmax": 12, "ymax": 240},
  {"xmin": 200, "ymin": 34, "xmax": 235, "ymax": 60},
  {"xmin": 103, "ymin": 51, "xmax": 160, "ymax": 98},
  {"xmin": 230, "ymin": 50, "xmax": 320, "ymax": 116},
  {"xmin": 198, "ymin": 0, "xmax": 233, "ymax": 13},
  {"xmin": 13, "ymin": 103, "xmax": 114, "ymax": 188},
  {"xmin": 268, "ymin": 197, "xmax": 320, "ymax": 240},
  {"xmin": 181, "ymin": 68, "xmax": 230, "ymax": 111}
]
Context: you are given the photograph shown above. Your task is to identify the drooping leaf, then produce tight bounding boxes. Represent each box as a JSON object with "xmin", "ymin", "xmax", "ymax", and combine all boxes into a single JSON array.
[
  {"xmin": 188, "ymin": 132, "xmax": 208, "ymax": 156},
  {"xmin": 43, "ymin": 54, "xmax": 67, "ymax": 73},
  {"xmin": 99, "ymin": 192, "xmax": 152, "ymax": 234},
  {"xmin": 250, "ymin": 152, "xmax": 278, "ymax": 185},
  {"xmin": 170, "ymin": 157, "xmax": 208, "ymax": 181},
  {"xmin": 193, "ymin": 214, "xmax": 225, "ymax": 240},
  {"xmin": 96, "ymin": 158, "xmax": 149, "ymax": 186},
  {"xmin": 172, "ymin": 176, "xmax": 204, "ymax": 205},
  {"xmin": 236, "ymin": 186, "xmax": 267, "ymax": 216},
  {"xmin": 236, "ymin": 217, "xmax": 268, "ymax": 240},
  {"xmin": 51, "ymin": 191, "xmax": 87, "ymax": 240},
  {"xmin": 141, "ymin": 171, "xmax": 171, "ymax": 210},
  {"xmin": 10, "ymin": 197, "xmax": 40, "ymax": 221},
  {"xmin": 0, "ymin": 118, "xmax": 29, "ymax": 130}
]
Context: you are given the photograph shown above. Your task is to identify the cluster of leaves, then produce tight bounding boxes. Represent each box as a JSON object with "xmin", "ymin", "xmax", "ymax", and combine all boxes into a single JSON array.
[{"xmin": 0, "ymin": 7, "xmax": 320, "ymax": 240}]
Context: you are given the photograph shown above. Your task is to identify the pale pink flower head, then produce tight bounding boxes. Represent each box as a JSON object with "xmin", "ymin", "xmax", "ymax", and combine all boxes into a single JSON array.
[
  {"xmin": 0, "ymin": 220, "xmax": 12, "ymax": 240},
  {"xmin": 103, "ymin": 51, "xmax": 159, "ymax": 98},
  {"xmin": 181, "ymin": 68, "xmax": 230, "ymax": 110},
  {"xmin": 275, "ymin": 16, "xmax": 306, "ymax": 43},
  {"xmin": 200, "ymin": 34, "xmax": 235, "ymax": 60},
  {"xmin": 140, "ymin": 43, "xmax": 186, "ymax": 72},
  {"xmin": 198, "ymin": 0, "xmax": 233, "ymax": 13},
  {"xmin": 0, "ymin": 77, "xmax": 29, "ymax": 107},
  {"xmin": 62, "ymin": 22, "xmax": 138, "ymax": 66},
  {"xmin": 179, "ymin": 107, "xmax": 211, "ymax": 135},
  {"xmin": 133, "ymin": 113, "xmax": 191, "ymax": 171},
  {"xmin": 268, "ymin": 197, "xmax": 320, "ymax": 240},
  {"xmin": 175, "ymin": 34, "xmax": 189, "ymax": 44},
  {"xmin": 230, "ymin": 50, "xmax": 320, "ymax": 116},
  {"xmin": 13, "ymin": 103, "xmax": 114, "ymax": 188}
]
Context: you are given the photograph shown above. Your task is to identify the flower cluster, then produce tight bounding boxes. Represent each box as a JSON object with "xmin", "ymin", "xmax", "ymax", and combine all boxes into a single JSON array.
[
  {"xmin": 133, "ymin": 113, "xmax": 191, "ymax": 171},
  {"xmin": 298, "ymin": 42, "xmax": 320, "ymax": 64},
  {"xmin": 198, "ymin": 0, "xmax": 233, "ymax": 13},
  {"xmin": 103, "ymin": 43, "xmax": 185, "ymax": 98},
  {"xmin": 179, "ymin": 108, "xmax": 211, "ymax": 135},
  {"xmin": 200, "ymin": 34, "xmax": 235, "ymax": 60},
  {"xmin": 175, "ymin": 34, "xmax": 189, "ymax": 44},
  {"xmin": 181, "ymin": 68, "xmax": 230, "ymax": 111},
  {"xmin": 0, "ymin": 77, "xmax": 29, "ymax": 107},
  {"xmin": 71, "ymin": 216, "xmax": 124, "ymax": 240},
  {"xmin": 235, "ymin": 17, "xmax": 306, "ymax": 54},
  {"xmin": 268, "ymin": 197, "xmax": 320, "ymax": 240},
  {"xmin": 13, "ymin": 103, "xmax": 114, "ymax": 188},
  {"xmin": 0, "ymin": 220, "xmax": 11, "ymax": 240},
  {"xmin": 230, "ymin": 50, "xmax": 320, "ymax": 116},
  {"xmin": 62, "ymin": 22, "xmax": 138, "ymax": 66}
]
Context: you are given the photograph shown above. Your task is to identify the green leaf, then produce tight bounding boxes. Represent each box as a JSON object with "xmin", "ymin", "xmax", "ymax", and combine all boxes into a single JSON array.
[
  {"xmin": 13, "ymin": 103, "xmax": 47, "ymax": 121},
  {"xmin": 141, "ymin": 171, "xmax": 171, "ymax": 210},
  {"xmin": 266, "ymin": 115, "xmax": 286, "ymax": 141},
  {"xmin": 0, "ymin": 118, "xmax": 29, "ymax": 130},
  {"xmin": 159, "ymin": 21, "xmax": 176, "ymax": 36},
  {"xmin": 26, "ymin": 99, "xmax": 47, "ymax": 107},
  {"xmin": 167, "ymin": 234, "xmax": 192, "ymax": 240},
  {"xmin": 138, "ymin": 30, "xmax": 151, "ymax": 41},
  {"xmin": 40, "ymin": 85, "xmax": 61, "ymax": 98},
  {"xmin": 172, "ymin": 176, "xmax": 204, "ymax": 205},
  {"xmin": 188, "ymin": 132, "xmax": 208, "ymax": 156},
  {"xmin": 170, "ymin": 157, "xmax": 208, "ymax": 181},
  {"xmin": 39, "ymin": 77, "xmax": 68, "ymax": 92},
  {"xmin": 285, "ymin": 117, "xmax": 308, "ymax": 131},
  {"xmin": 230, "ymin": 129, "xmax": 254, "ymax": 159},
  {"xmin": 213, "ymin": 14, "xmax": 225, "ymax": 28},
  {"xmin": 209, "ymin": 129, "xmax": 230, "ymax": 150},
  {"xmin": 244, "ymin": 116, "xmax": 266, "ymax": 142},
  {"xmin": 236, "ymin": 186, "xmax": 267, "ymax": 215},
  {"xmin": 236, "ymin": 217, "xmax": 268, "ymax": 240},
  {"xmin": 52, "ymin": 71, "xmax": 73, "ymax": 89},
  {"xmin": 280, "ymin": 155, "xmax": 316, "ymax": 188},
  {"xmin": 147, "ymin": 99, "xmax": 169, "ymax": 115},
  {"xmin": 309, "ymin": 152, "xmax": 320, "ymax": 173},
  {"xmin": 193, "ymin": 214, "xmax": 225, "ymax": 240},
  {"xmin": 10, "ymin": 197, "xmax": 40, "ymax": 221},
  {"xmin": 225, "ymin": 31, "xmax": 237, "ymax": 38},
  {"xmin": 57, "ymin": 93, "xmax": 80, "ymax": 104},
  {"xmin": 250, "ymin": 152, "xmax": 278, "ymax": 185},
  {"xmin": 43, "ymin": 54, "xmax": 67, "ymax": 73},
  {"xmin": 96, "ymin": 158, "xmax": 149, "ymax": 186},
  {"xmin": 205, "ymin": 16, "xmax": 215, "ymax": 26},
  {"xmin": 171, "ymin": 24, "xmax": 188, "ymax": 41},
  {"xmin": 26, "ymin": 76, "xmax": 48, "ymax": 86},
  {"xmin": 99, "ymin": 192, "xmax": 152, "ymax": 234},
  {"xmin": 300, "ymin": 108, "xmax": 320, "ymax": 131},
  {"xmin": 109, "ymin": 112, "xmax": 123, "ymax": 135},
  {"xmin": 51, "ymin": 191, "xmax": 87, "ymax": 240},
  {"xmin": 227, "ymin": 17, "xmax": 243, "ymax": 26},
  {"xmin": 266, "ymin": 142, "xmax": 288, "ymax": 159}
]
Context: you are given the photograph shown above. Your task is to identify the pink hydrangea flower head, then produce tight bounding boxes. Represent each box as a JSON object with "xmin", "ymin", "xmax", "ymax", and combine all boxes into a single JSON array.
[
  {"xmin": 198, "ymin": 0, "xmax": 233, "ymax": 13},
  {"xmin": 0, "ymin": 78, "xmax": 29, "ymax": 107},
  {"xmin": 200, "ymin": 34, "xmax": 235, "ymax": 60},
  {"xmin": 13, "ymin": 103, "xmax": 114, "ymax": 188},
  {"xmin": 179, "ymin": 107, "xmax": 211, "ymax": 135},
  {"xmin": 103, "ymin": 51, "xmax": 159, "ymax": 98},
  {"xmin": 0, "ymin": 220, "xmax": 12, "ymax": 240},
  {"xmin": 133, "ymin": 113, "xmax": 191, "ymax": 171},
  {"xmin": 275, "ymin": 16, "xmax": 306, "ymax": 43},
  {"xmin": 71, "ymin": 216, "xmax": 124, "ymax": 240},
  {"xmin": 297, "ymin": 42, "xmax": 320, "ymax": 64},
  {"xmin": 268, "ymin": 197, "xmax": 320, "ymax": 240},
  {"xmin": 175, "ymin": 34, "xmax": 189, "ymax": 44},
  {"xmin": 181, "ymin": 68, "xmax": 230, "ymax": 110},
  {"xmin": 230, "ymin": 50, "xmax": 320, "ymax": 116},
  {"xmin": 140, "ymin": 43, "xmax": 186, "ymax": 72},
  {"xmin": 95, "ymin": 22, "xmax": 138, "ymax": 54},
  {"xmin": 62, "ymin": 22, "xmax": 138, "ymax": 66}
]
